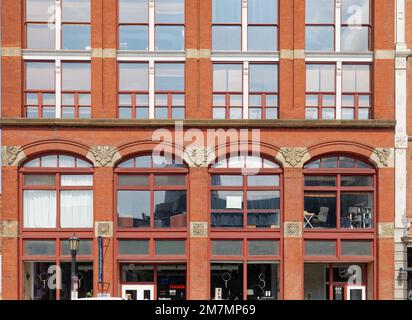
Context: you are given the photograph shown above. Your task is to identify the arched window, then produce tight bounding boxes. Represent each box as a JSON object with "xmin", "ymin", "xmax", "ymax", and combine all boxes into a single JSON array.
[
  {"xmin": 210, "ymin": 155, "xmax": 281, "ymax": 229},
  {"xmin": 115, "ymin": 154, "xmax": 188, "ymax": 229},
  {"xmin": 303, "ymin": 155, "xmax": 375, "ymax": 230},
  {"xmin": 21, "ymin": 154, "xmax": 94, "ymax": 229}
]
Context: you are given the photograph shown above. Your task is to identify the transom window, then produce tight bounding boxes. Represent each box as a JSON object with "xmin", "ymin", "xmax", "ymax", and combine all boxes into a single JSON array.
[
  {"xmin": 303, "ymin": 156, "xmax": 375, "ymax": 230},
  {"xmin": 210, "ymin": 156, "xmax": 281, "ymax": 229},
  {"xmin": 21, "ymin": 154, "xmax": 94, "ymax": 229},
  {"xmin": 306, "ymin": 63, "xmax": 371, "ymax": 120},
  {"xmin": 116, "ymin": 155, "xmax": 188, "ymax": 229},
  {"xmin": 305, "ymin": 0, "xmax": 371, "ymax": 52},
  {"xmin": 118, "ymin": 0, "xmax": 185, "ymax": 51},
  {"xmin": 25, "ymin": 61, "xmax": 91, "ymax": 119},
  {"xmin": 25, "ymin": 0, "xmax": 91, "ymax": 50},
  {"xmin": 213, "ymin": 63, "xmax": 278, "ymax": 120},
  {"xmin": 212, "ymin": 0, "xmax": 278, "ymax": 52}
]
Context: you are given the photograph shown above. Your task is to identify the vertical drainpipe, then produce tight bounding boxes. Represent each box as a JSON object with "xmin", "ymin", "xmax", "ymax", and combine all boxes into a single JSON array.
[{"xmin": 394, "ymin": 0, "xmax": 411, "ymax": 300}]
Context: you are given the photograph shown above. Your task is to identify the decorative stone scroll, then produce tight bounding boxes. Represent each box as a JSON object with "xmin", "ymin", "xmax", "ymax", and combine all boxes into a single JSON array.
[
  {"xmin": 87, "ymin": 146, "xmax": 121, "ymax": 167},
  {"xmin": 378, "ymin": 223, "xmax": 395, "ymax": 239},
  {"xmin": 276, "ymin": 147, "xmax": 310, "ymax": 168},
  {"xmin": 371, "ymin": 148, "xmax": 394, "ymax": 168},
  {"xmin": 190, "ymin": 222, "xmax": 208, "ymax": 238},
  {"xmin": 284, "ymin": 222, "xmax": 302, "ymax": 238},
  {"xmin": 183, "ymin": 146, "xmax": 215, "ymax": 168},
  {"xmin": 95, "ymin": 221, "xmax": 113, "ymax": 238},
  {"xmin": 1, "ymin": 146, "xmax": 25, "ymax": 166}
]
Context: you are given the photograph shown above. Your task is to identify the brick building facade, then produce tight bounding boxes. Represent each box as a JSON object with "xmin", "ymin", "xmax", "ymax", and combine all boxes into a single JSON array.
[{"xmin": 0, "ymin": 0, "xmax": 406, "ymax": 300}]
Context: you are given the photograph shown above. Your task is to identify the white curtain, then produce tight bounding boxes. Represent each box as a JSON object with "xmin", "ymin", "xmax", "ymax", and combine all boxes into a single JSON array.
[
  {"xmin": 61, "ymin": 175, "xmax": 93, "ymax": 186},
  {"xmin": 60, "ymin": 190, "xmax": 93, "ymax": 228},
  {"xmin": 23, "ymin": 190, "xmax": 57, "ymax": 228}
]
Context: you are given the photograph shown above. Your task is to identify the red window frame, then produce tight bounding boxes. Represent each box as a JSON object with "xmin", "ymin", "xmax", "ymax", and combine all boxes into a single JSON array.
[
  {"xmin": 305, "ymin": 63, "xmax": 337, "ymax": 120},
  {"xmin": 114, "ymin": 155, "xmax": 189, "ymax": 231},
  {"xmin": 117, "ymin": 62, "xmax": 150, "ymax": 119}
]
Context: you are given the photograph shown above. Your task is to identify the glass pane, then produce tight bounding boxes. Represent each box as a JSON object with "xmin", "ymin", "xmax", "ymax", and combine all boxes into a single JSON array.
[
  {"xmin": 341, "ymin": 241, "xmax": 372, "ymax": 256},
  {"xmin": 120, "ymin": 264, "xmax": 154, "ymax": 282},
  {"xmin": 213, "ymin": 94, "xmax": 226, "ymax": 106},
  {"xmin": 211, "ymin": 263, "xmax": 243, "ymax": 300},
  {"xmin": 60, "ymin": 190, "xmax": 93, "ymax": 228},
  {"xmin": 119, "ymin": 0, "xmax": 148, "ymax": 23},
  {"xmin": 248, "ymin": 0, "xmax": 278, "ymax": 23},
  {"xmin": 213, "ymin": 108, "xmax": 226, "ymax": 119},
  {"xmin": 26, "ymin": 0, "xmax": 55, "ymax": 21},
  {"xmin": 341, "ymin": 27, "xmax": 369, "ymax": 51},
  {"xmin": 27, "ymin": 107, "xmax": 39, "ymax": 118},
  {"xmin": 24, "ymin": 175, "xmax": 55, "ymax": 186},
  {"xmin": 79, "ymin": 107, "xmax": 91, "ymax": 118},
  {"xmin": 24, "ymin": 240, "xmax": 55, "ymax": 255},
  {"xmin": 62, "ymin": 24, "xmax": 91, "ymax": 50},
  {"xmin": 322, "ymin": 107, "xmax": 335, "ymax": 119},
  {"xmin": 266, "ymin": 95, "xmax": 278, "ymax": 107},
  {"xmin": 79, "ymin": 94, "xmax": 91, "ymax": 105},
  {"xmin": 230, "ymin": 95, "xmax": 242, "ymax": 106},
  {"xmin": 342, "ymin": 0, "xmax": 370, "ymax": 24},
  {"xmin": 136, "ymin": 94, "xmax": 149, "ymax": 106},
  {"xmin": 342, "ymin": 65, "xmax": 370, "ymax": 92},
  {"xmin": 304, "ymin": 192, "xmax": 337, "ymax": 228},
  {"xmin": 266, "ymin": 108, "xmax": 278, "ymax": 119},
  {"xmin": 156, "ymin": 26, "xmax": 184, "ymax": 51},
  {"xmin": 212, "ymin": 212, "xmax": 243, "ymax": 228},
  {"xmin": 62, "ymin": 107, "xmax": 75, "ymax": 118},
  {"xmin": 23, "ymin": 190, "xmax": 57, "ymax": 228},
  {"xmin": 61, "ymin": 240, "xmax": 92, "ymax": 255},
  {"xmin": 62, "ymin": 93, "xmax": 75, "ymax": 105},
  {"xmin": 340, "ymin": 193, "xmax": 373, "ymax": 229},
  {"xmin": 247, "ymin": 175, "xmax": 279, "ymax": 187},
  {"xmin": 248, "ymin": 240, "xmax": 279, "ymax": 256},
  {"xmin": 26, "ymin": 62, "xmax": 55, "ymax": 90},
  {"xmin": 118, "ymin": 191, "xmax": 150, "ymax": 228},
  {"xmin": 305, "ymin": 240, "xmax": 336, "ymax": 256},
  {"xmin": 358, "ymin": 108, "xmax": 370, "ymax": 119},
  {"xmin": 155, "ymin": 63, "xmax": 184, "ymax": 91},
  {"xmin": 172, "ymin": 94, "xmax": 185, "ymax": 106},
  {"xmin": 173, "ymin": 107, "xmax": 184, "ymax": 118},
  {"xmin": 249, "ymin": 108, "xmax": 262, "ymax": 119},
  {"xmin": 306, "ymin": 0, "xmax": 335, "ymax": 23},
  {"xmin": 304, "ymin": 176, "xmax": 336, "ymax": 187},
  {"xmin": 306, "ymin": 108, "xmax": 318, "ymax": 120},
  {"xmin": 211, "ymin": 191, "xmax": 243, "ymax": 210},
  {"xmin": 211, "ymin": 175, "xmax": 243, "ymax": 186},
  {"xmin": 42, "ymin": 155, "xmax": 58, "ymax": 167},
  {"xmin": 306, "ymin": 26, "xmax": 334, "ymax": 51},
  {"xmin": 155, "ymin": 175, "xmax": 186, "ymax": 186},
  {"xmin": 61, "ymin": 175, "xmax": 93, "ymax": 186},
  {"xmin": 342, "ymin": 95, "xmax": 355, "ymax": 106},
  {"xmin": 247, "ymin": 191, "xmax": 280, "ymax": 210},
  {"xmin": 60, "ymin": 261, "xmax": 93, "ymax": 300},
  {"xmin": 136, "ymin": 107, "xmax": 149, "ymax": 119},
  {"xmin": 212, "ymin": 0, "xmax": 241, "ymax": 23},
  {"xmin": 342, "ymin": 108, "xmax": 355, "ymax": 120},
  {"xmin": 119, "ymin": 63, "xmax": 149, "ymax": 91},
  {"xmin": 62, "ymin": 63, "xmax": 91, "ymax": 90},
  {"xmin": 212, "ymin": 240, "xmax": 242, "ymax": 256},
  {"xmin": 212, "ymin": 26, "xmax": 241, "ymax": 51},
  {"xmin": 339, "ymin": 156, "xmax": 356, "ymax": 168},
  {"xmin": 118, "ymin": 175, "xmax": 150, "ymax": 186},
  {"xmin": 27, "ymin": 24, "xmax": 55, "ymax": 49},
  {"xmin": 118, "ymin": 240, "xmax": 149, "ymax": 255},
  {"xmin": 341, "ymin": 176, "xmax": 373, "ymax": 187},
  {"xmin": 156, "ymin": 0, "xmax": 184, "ymax": 23},
  {"xmin": 250, "ymin": 64, "xmax": 278, "ymax": 92},
  {"xmin": 306, "ymin": 95, "xmax": 318, "ymax": 107},
  {"xmin": 247, "ymin": 264, "xmax": 279, "ymax": 300},
  {"xmin": 42, "ymin": 93, "xmax": 55, "ymax": 105},
  {"xmin": 62, "ymin": 0, "xmax": 91, "ymax": 22},
  {"xmin": 213, "ymin": 64, "xmax": 242, "ymax": 92},
  {"xmin": 154, "ymin": 191, "xmax": 187, "ymax": 228},
  {"xmin": 306, "ymin": 64, "xmax": 335, "ymax": 92},
  {"xmin": 247, "ymin": 212, "xmax": 279, "ymax": 228},
  {"xmin": 156, "ymin": 265, "xmax": 186, "ymax": 300},
  {"xmin": 322, "ymin": 95, "xmax": 335, "ymax": 107},
  {"xmin": 155, "ymin": 107, "xmax": 168, "ymax": 119},
  {"xmin": 359, "ymin": 95, "xmax": 370, "ymax": 107},
  {"xmin": 23, "ymin": 262, "xmax": 57, "ymax": 300},
  {"xmin": 248, "ymin": 27, "xmax": 277, "ymax": 51},
  {"xmin": 155, "ymin": 240, "xmax": 186, "ymax": 255},
  {"xmin": 76, "ymin": 158, "xmax": 92, "ymax": 168},
  {"xmin": 322, "ymin": 157, "xmax": 338, "ymax": 168},
  {"xmin": 119, "ymin": 26, "xmax": 148, "ymax": 50},
  {"xmin": 59, "ymin": 155, "xmax": 76, "ymax": 167}
]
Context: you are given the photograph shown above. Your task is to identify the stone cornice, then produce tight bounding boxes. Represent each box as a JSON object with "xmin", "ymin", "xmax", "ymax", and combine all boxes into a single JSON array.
[{"xmin": 0, "ymin": 118, "xmax": 396, "ymax": 129}]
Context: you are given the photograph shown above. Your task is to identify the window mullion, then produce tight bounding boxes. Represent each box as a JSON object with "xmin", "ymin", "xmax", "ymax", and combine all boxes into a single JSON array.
[
  {"xmin": 149, "ymin": 0, "xmax": 155, "ymax": 51},
  {"xmin": 243, "ymin": 62, "xmax": 249, "ymax": 119},
  {"xmin": 242, "ymin": 0, "xmax": 248, "ymax": 52},
  {"xmin": 55, "ymin": 60, "xmax": 62, "ymax": 118},
  {"xmin": 335, "ymin": 0, "xmax": 341, "ymax": 52},
  {"xmin": 55, "ymin": 0, "xmax": 62, "ymax": 50},
  {"xmin": 336, "ymin": 61, "xmax": 342, "ymax": 120},
  {"xmin": 149, "ymin": 61, "xmax": 155, "ymax": 119}
]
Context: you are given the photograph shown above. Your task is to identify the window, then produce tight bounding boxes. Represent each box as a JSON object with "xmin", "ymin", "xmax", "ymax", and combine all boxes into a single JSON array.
[
  {"xmin": 118, "ymin": 63, "xmax": 149, "ymax": 119},
  {"xmin": 210, "ymin": 156, "xmax": 281, "ymax": 229},
  {"xmin": 305, "ymin": 240, "xmax": 336, "ymax": 256},
  {"xmin": 155, "ymin": 63, "xmax": 185, "ymax": 119},
  {"xmin": 212, "ymin": 0, "xmax": 278, "ymax": 52},
  {"xmin": 303, "ymin": 156, "xmax": 374, "ymax": 230},
  {"xmin": 118, "ymin": 0, "xmax": 185, "ymax": 51},
  {"xmin": 306, "ymin": 64, "xmax": 336, "ymax": 120},
  {"xmin": 342, "ymin": 64, "xmax": 371, "ymax": 119},
  {"xmin": 305, "ymin": 0, "xmax": 371, "ymax": 52},
  {"xmin": 22, "ymin": 155, "xmax": 93, "ymax": 229},
  {"xmin": 25, "ymin": 62, "xmax": 91, "ymax": 119},
  {"xmin": 116, "ymin": 155, "xmax": 187, "ymax": 229},
  {"xmin": 25, "ymin": 0, "xmax": 91, "ymax": 50}
]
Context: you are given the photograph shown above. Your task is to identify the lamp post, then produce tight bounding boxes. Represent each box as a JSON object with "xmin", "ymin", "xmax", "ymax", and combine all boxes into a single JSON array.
[{"xmin": 69, "ymin": 234, "xmax": 80, "ymax": 300}]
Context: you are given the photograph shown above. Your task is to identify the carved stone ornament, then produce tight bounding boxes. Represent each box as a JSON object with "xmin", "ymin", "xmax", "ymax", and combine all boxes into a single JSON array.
[
  {"xmin": 378, "ymin": 223, "xmax": 394, "ymax": 239},
  {"xmin": 87, "ymin": 146, "xmax": 121, "ymax": 167},
  {"xmin": 190, "ymin": 222, "xmax": 208, "ymax": 238},
  {"xmin": 1, "ymin": 221, "xmax": 19, "ymax": 238},
  {"xmin": 372, "ymin": 148, "xmax": 392, "ymax": 168},
  {"xmin": 1, "ymin": 146, "xmax": 25, "ymax": 166},
  {"xmin": 183, "ymin": 146, "xmax": 215, "ymax": 167},
  {"xmin": 277, "ymin": 147, "xmax": 309, "ymax": 168},
  {"xmin": 284, "ymin": 222, "xmax": 302, "ymax": 238},
  {"xmin": 95, "ymin": 221, "xmax": 113, "ymax": 238}
]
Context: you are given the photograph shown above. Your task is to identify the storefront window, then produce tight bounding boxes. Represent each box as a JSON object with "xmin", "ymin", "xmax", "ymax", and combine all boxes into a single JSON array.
[
  {"xmin": 23, "ymin": 262, "xmax": 57, "ymax": 300},
  {"xmin": 303, "ymin": 156, "xmax": 375, "ymax": 230},
  {"xmin": 247, "ymin": 264, "xmax": 279, "ymax": 300},
  {"xmin": 60, "ymin": 262, "xmax": 93, "ymax": 300},
  {"xmin": 211, "ymin": 263, "xmax": 243, "ymax": 300}
]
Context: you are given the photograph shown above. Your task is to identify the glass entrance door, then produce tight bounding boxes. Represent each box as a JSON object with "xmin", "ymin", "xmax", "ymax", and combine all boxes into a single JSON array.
[{"xmin": 122, "ymin": 284, "xmax": 155, "ymax": 300}]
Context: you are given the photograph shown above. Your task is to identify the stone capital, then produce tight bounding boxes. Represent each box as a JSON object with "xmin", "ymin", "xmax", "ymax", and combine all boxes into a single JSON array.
[
  {"xmin": 2, "ymin": 146, "xmax": 26, "ymax": 166},
  {"xmin": 378, "ymin": 223, "xmax": 395, "ymax": 239},
  {"xmin": 276, "ymin": 147, "xmax": 310, "ymax": 168},
  {"xmin": 370, "ymin": 148, "xmax": 394, "ymax": 168},
  {"xmin": 190, "ymin": 222, "xmax": 208, "ymax": 238},
  {"xmin": 87, "ymin": 146, "xmax": 121, "ymax": 167},
  {"xmin": 284, "ymin": 222, "xmax": 302, "ymax": 238},
  {"xmin": 1, "ymin": 221, "xmax": 19, "ymax": 238},
  {"xmin": 95, "ymin": 221, "xmax": 113, "ymax": 238},
  {"xmin": 183, "ymin": 146, "xmax": 215, "ymax": 168}
]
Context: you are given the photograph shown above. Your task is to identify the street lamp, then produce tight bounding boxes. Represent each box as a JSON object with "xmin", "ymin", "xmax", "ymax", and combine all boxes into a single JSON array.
[{"xmin": 69, "ymin": 234, "xmax": 80, "ymax": 300}]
